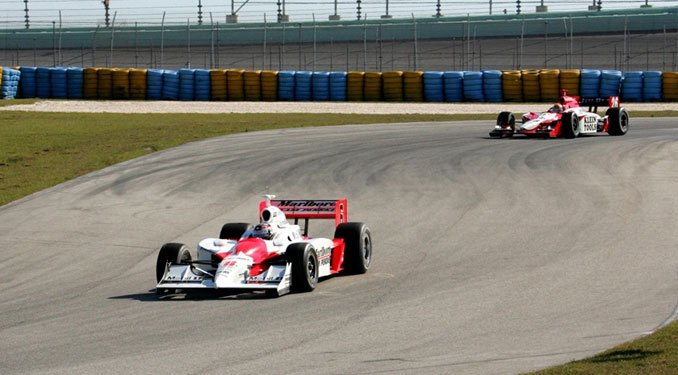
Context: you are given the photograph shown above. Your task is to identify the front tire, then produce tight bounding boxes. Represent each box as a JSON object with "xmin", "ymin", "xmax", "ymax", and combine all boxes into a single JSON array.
[
  {"xmin": 606, "ymin": 107, "xmax": 629, "ymax": 136},
  {"xmin": 493, "ymin": 111, "xmax": 515, "ymax": 138},
  {"xmin": 219, "ymin": 223, "xmax": 253, "ymax": 240},
  {"xmin": 335, "ymin": 222, "xmax": 372, "ymax": 274},
  {"xmin": 155, "ymin": 243, "xmax": 192, "ymax": 294},
  {"xmin": 286, "ymin": 243, "xmax": 318, "ymax": 293},
  {"xmin": 561, "ymin": 112, "xmax": 580, "ymax": 139}
]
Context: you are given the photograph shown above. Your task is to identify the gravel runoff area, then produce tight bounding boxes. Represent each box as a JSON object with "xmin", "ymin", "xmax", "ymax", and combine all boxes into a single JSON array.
[{"xmin": 1, "ymin": 100, "xmax": 677, "ymax": 114}]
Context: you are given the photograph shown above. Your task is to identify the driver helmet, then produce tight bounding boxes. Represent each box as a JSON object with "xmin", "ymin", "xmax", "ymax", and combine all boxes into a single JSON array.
[
  {"xmin": 252, "ymin": 223, "xmax": 273, "ymax": 240},
  {"xmin": 550, "ymin": 103, "xmax": 563, "ymax": 113}
]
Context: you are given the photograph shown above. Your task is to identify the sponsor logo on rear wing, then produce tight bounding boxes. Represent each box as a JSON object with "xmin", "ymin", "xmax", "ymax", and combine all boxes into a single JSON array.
[
  {"xmin": 259, "ymin": 199, "xmax": 348, "ymax": 226},
  {"xmin": 580, "ymin": 96, "xmax": 620, "ymax": 111}
]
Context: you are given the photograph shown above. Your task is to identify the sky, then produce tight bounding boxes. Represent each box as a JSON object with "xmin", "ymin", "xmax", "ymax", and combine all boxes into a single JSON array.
[{"xmin": 0, "ymin": 0, "xmax": 677, "ymax": 28}]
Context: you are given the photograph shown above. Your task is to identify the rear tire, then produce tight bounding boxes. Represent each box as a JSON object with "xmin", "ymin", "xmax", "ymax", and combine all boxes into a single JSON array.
[
  {"xmin": 155, "ymin": 243, "xmax": 192, "ymax": 294},
  {"xmin": 561, "ymin": 112, "xmax": 580, "ymax": 139},
  {"xmin": 335, "ymin": 222, "xmax": 372, "ymax": 274},
  {"xmin": 219, "ymin": 223, "xmax": 253, "ymax": 240},
  {"xmin": 286, "ymin": 243, "xmax": 318, "ymax": 293},
  {"xmin": 606, "ymin": 107, "xmax": 629, "ymax": 136}
]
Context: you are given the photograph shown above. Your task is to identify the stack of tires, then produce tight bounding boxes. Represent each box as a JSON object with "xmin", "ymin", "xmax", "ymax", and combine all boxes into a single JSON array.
[
  {"xmin": 423, "ymin": 71, "xmax": 444, "ymax": 102},
  {"xmin": 600, "ymin": 70, "xmax": 622, "ymax": 98},
  {"xmin": 49, "ymin": 68, "xmax": 68, "ymax": 99},
  {"xmin": 621, "ymin": 71, "xmax": 643, "ymax": 102},
  {"xmin": 521, "ymin": 70, "xmax": 540, "ymax": 101},
  {"xmin": 261, "ymin": 70, "xmax": 278, "ymax": 101},
  {"xmin": 1, "ymin": 68, "xmax": 20, "ymax": 99},
  {"xmin": 97, "ymin": 68, "xmax": 114, "ymax": 100},
  {"xmin": 580, "ymin": 69, "xmax": 601, "ymax": 99},
  {"xmin": 312, "ymin": 72, "xmax": 330, "ymax": 101},
  {"xmin": 463, "ymin": 71, "xmax": 484, "ymax": 102},
  {"xmin": 112, "ymin": 68, "xmax": 130, "ymax": 100},
  {"xmin": 539, "ymin": 69, "xmax": 560, "ymax": 102},
  {"xmin": 36, "ymin": 67, "xmax": 51, "ymax": 99},
  {"xmin": 294, "ymin": 71, "xmax": 313, "ymax": 101},
  {"xmin": 19, "ymin": 67, "xmax": 37, "ymax": 98},
  {"xmin": 162, "ymin": 70, "xmax": 179, "ymax": 100},
  {"xmin": 501, "ymin": 70, "xmax": 522, "ymax": 101},
  {"xmin": 66, "ymin": 67, "xmax": 84, "ymax": 99},
  {"xmin": 83, "ymin": 67, "xmax": 99, "ymax": 99},
  {"xmin": 146, "ymin": 69, "xmax": 164, "ymax": 100},
  {"xmin": 364, "ymin": 72, "xmax": 382, "ymax": 101},
  {"xmin": 277, "ymin": 71, "xmax": 295, "ymax": 101},
  {"xmin": 663, "ymin": 72, "xmax": 678, "ymax": 101},
  {"xmin": 329, "ymin": 72, "xmax": 347, "ymax": 101},
  {"xmin": 382, "ymin": 71, "xmax": 403, "ymax": 102},
  {"xmin": 178, "ymin": 69, "xmax": 195, "ymax": 101},
  {"xmin": 643, "ymin": 71, "xmax": 662, "ymax": 101},
  {"xmin": 443, "ymin": 71, "xmax": 464, "ymax": 102},
  {"xmin": 194, "ymin": 69, "xmax": 211, "ymax": 101},
  {"xmin": 403, "ymin": 71, "xmax": 424, "ymax": 102},
  {"xmin": 346, "ymin": 71, "xmax": 365, "ymax": 101},
  {"xmin": 209, "ymin": 69, "xmax": 227, "ymax": 101},
  {"xmin": 243, "ymin": 70, "xmax": 262, "ymax": 101},
  {"xmin": 559, "ymin": 69, "xmax": 581, "ymax": 96},
  {"xmin": 482, "ymin": 70, "xmax": 502, "ymax": 102},
  {"xmin": 129, "ymin": 68, "xmax": 147, "ymax": 100},
  {"xmin": 227, "ymin": 69, "xmax": 245, "ymax": 101}
]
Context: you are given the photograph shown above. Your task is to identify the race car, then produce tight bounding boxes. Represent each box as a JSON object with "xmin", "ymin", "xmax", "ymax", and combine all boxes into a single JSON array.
[
  {"xmin": 489, "ymin": 90, "xmax": 629, "ymax": 139},
  {"xmin": 155, "ymin": 195, "xmax": 372, "ymax": 297}
]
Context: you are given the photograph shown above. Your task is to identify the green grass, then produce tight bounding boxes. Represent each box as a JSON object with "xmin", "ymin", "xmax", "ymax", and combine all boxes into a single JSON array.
[{"xmin": 0, "ymin": 109, "xmax": 676, "ymax": 375}]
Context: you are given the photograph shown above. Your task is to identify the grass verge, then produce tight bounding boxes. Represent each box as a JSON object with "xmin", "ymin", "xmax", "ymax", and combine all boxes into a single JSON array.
[{"xmin": 0, "ymin": 109, "xmax": 675, "ymax": 374}]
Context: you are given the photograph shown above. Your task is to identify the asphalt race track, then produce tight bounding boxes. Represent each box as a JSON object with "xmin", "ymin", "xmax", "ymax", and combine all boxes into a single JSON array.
[{"xmin": 1, "ymin": 119, "xmax": 677, "ymax": 374}]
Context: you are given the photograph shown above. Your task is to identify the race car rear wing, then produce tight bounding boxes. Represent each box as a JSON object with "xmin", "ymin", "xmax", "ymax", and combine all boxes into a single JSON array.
[
  {"xmin": 580, "ymin": 96, "xmax": 620, "ymax": 112},
  {"xmin": 259, "ymin": 199, "xmax": 348, "ymax": 227}
]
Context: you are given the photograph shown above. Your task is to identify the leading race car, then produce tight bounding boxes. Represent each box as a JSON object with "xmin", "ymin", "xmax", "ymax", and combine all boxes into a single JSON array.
[
  {"xmin": 155, "ymin": 195, "xmax": 372, "ymax": 297},
  {"xmin": 489, "ymin": 90, "xmax": 629, "ymax": 139}
]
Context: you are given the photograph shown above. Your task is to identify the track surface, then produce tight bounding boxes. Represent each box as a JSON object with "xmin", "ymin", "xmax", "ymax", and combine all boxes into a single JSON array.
[{"xmin": 1, "ymin": 119, "xmax": 677, "ymax": 374}]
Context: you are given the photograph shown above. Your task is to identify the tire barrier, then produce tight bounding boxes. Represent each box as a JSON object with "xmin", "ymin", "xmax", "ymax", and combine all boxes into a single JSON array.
[
  {"xmin": 178, "ymin": 68, "xmax": 195, "ymax": 101},
  {"xmin": 580, "ymin": 69, "xmax": 601, "ymax": 99},
  {"xmin": 194, "ymin": 69, "xmax": 211, "ymax": 101},
  {"xmin": 502, "ymin": 70, "xmax": 522, "ymax": 102},
  {"xmin": 36, "ymin": 67, "xmax": 51, "ymax": 99},
  {"xmin": 382, "ymin": 71, "xmax": 403, "ymax": 102},
  {"xmin": 112, "ymin": 68, "xmax": 130, "ymax": 100},
  {"xmin": 423, "ymin": 71, "xmax": 444, "ymax": 102},
  {"xmin": 1, "ymin": 67, "xmax": 20, "ymax": 99},
  {"xmin": 227, "ymin": 69, "xmax": 245, "ymax": 101},
  {"xmin": 146, "ymin": 69, "xmax": 163, "ymax": 100},
  {"xmin": 161, "ymin": 70, "xmax": 179, "ymax": 100},
  {"xmin": 539, "ymin": 69, "xmax": 560, "ymax": 102},
  {"xmin": 83, "ymin": 67, "xmax": 98, "ymax": 99},
  {"xmin": 243, "ymin": 70, "xmax": 262, "ymax": 101},
  {"xmin": 521, "ymin": 70, "xmax": 540, "ymax": 102},
  {"xmin": 463, "ymin": 71, "xmax": 484, "ymax": 102},
  {"xmin": 643, "ymin": 71, "xmax": 662, "ymax": 102},
  {"xmin": 19, "ymin": 67, "xmax": 37, "ymax": 98},
  {"xmin": 97, "ymin": 68, "xmax": 114, "ymax": 100},
  {"xmin": 294, "ymin": 71, "xmax": 313, "ymax": 101},
  {"xmin": 50, "ymin": 67, "xmax": 68, "ymax": 99},
  {"xmin": 443, "ymin": 71, "xmax": 464, "ymax": 102},
  {"xmin": 600, "ymin": 70, "xmax": 622, "ymax": 98},
  {"xmin": 277, "ymin": 71, "xmax": 295, "ymax": 101},
  {"xmin": 364, "ymin": 72, "xmax": 382, "ymax": 101},
  {"xmin": 403, "ymin": 71, "xmax": 424, "ymax": 102},
  {"xmin": 261, "ymin": 71, "xmax": 278, "ymax": 101},
  {"xmin": 129, "ymin": 68, "xmax": 147, "ymax": 100},
  {"xmin": 663, "ymin": 72, "xmax": 678, "ymax": 101},
  {"xmin": 329, "ymin": 72, "xmax": 347, "ymax": 101},
  {"xmin": 347, "ymin": 71, "xmax": 365, "ymax": 101},
  {"xmin": 210, "ymin": 69, "xmax": 227, "ymax": 101},
  {"xmin": 482, "ymin": 70, "xmax": 503, "ymax": 103},
  {"xmin": 66, "ymin": 67, "xmax": 83, "ymax": 99},
  {"xmin": 312, "ymin": 72, "xmax": 330, "ymax": 101},
  {"xmin": 622, "ymin": 71, "xmax": 643, "ymax": 102},
  {"xmin": 559, "ymin": 69, "xmax": 581, "ymax": 96}
]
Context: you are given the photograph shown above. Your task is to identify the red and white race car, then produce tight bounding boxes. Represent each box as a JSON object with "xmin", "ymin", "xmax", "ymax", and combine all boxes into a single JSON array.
[
  {"xmin": 155, "ymin": 195, "xmax": 372, "ymax": 297},
  {"xmin": 489, "ymin": 90, "xmax": 629, "ymax": 139}
]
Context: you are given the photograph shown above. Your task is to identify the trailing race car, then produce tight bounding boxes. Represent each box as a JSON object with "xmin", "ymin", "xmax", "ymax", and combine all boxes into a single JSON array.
[
  {"xmin": 489, "ymin": 90, "xmax": 629, "ymax": 139},
  {"xmin": 155, "ymin": 195, "xmax": 372, "ymax": 297}
]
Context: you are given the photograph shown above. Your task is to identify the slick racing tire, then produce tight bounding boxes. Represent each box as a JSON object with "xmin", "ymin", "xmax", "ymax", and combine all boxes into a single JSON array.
[
  {"xmin": 335, "ymin": 222, "xmax": 372, "ymax": 274},
  {"xmin": 561, "ymin": 112, "xmax": 580, "ymax": 139},
  {"xmin": 219, "ymin": 223, "xmax": 254, "ymax": 240},
  {"xmin": 287, "ymin": 243, "xmax": 318, "ymax": 293},
  {"xmin": 155, "ymin": 243, "xmax": 192, "ymax": 294},
  {"xmin": 494, "ymin": 111, "xmax": 515, "ymax": 138},
  {"xmin": 606, "ymin": 107, "xmax": 629, "ymax": 136}
]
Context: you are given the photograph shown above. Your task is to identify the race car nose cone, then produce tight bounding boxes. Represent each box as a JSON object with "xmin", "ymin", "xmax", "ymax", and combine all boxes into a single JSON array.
[{"xmin": 213, "ymin": 239, "xmax": 226, "ymax": 247}]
